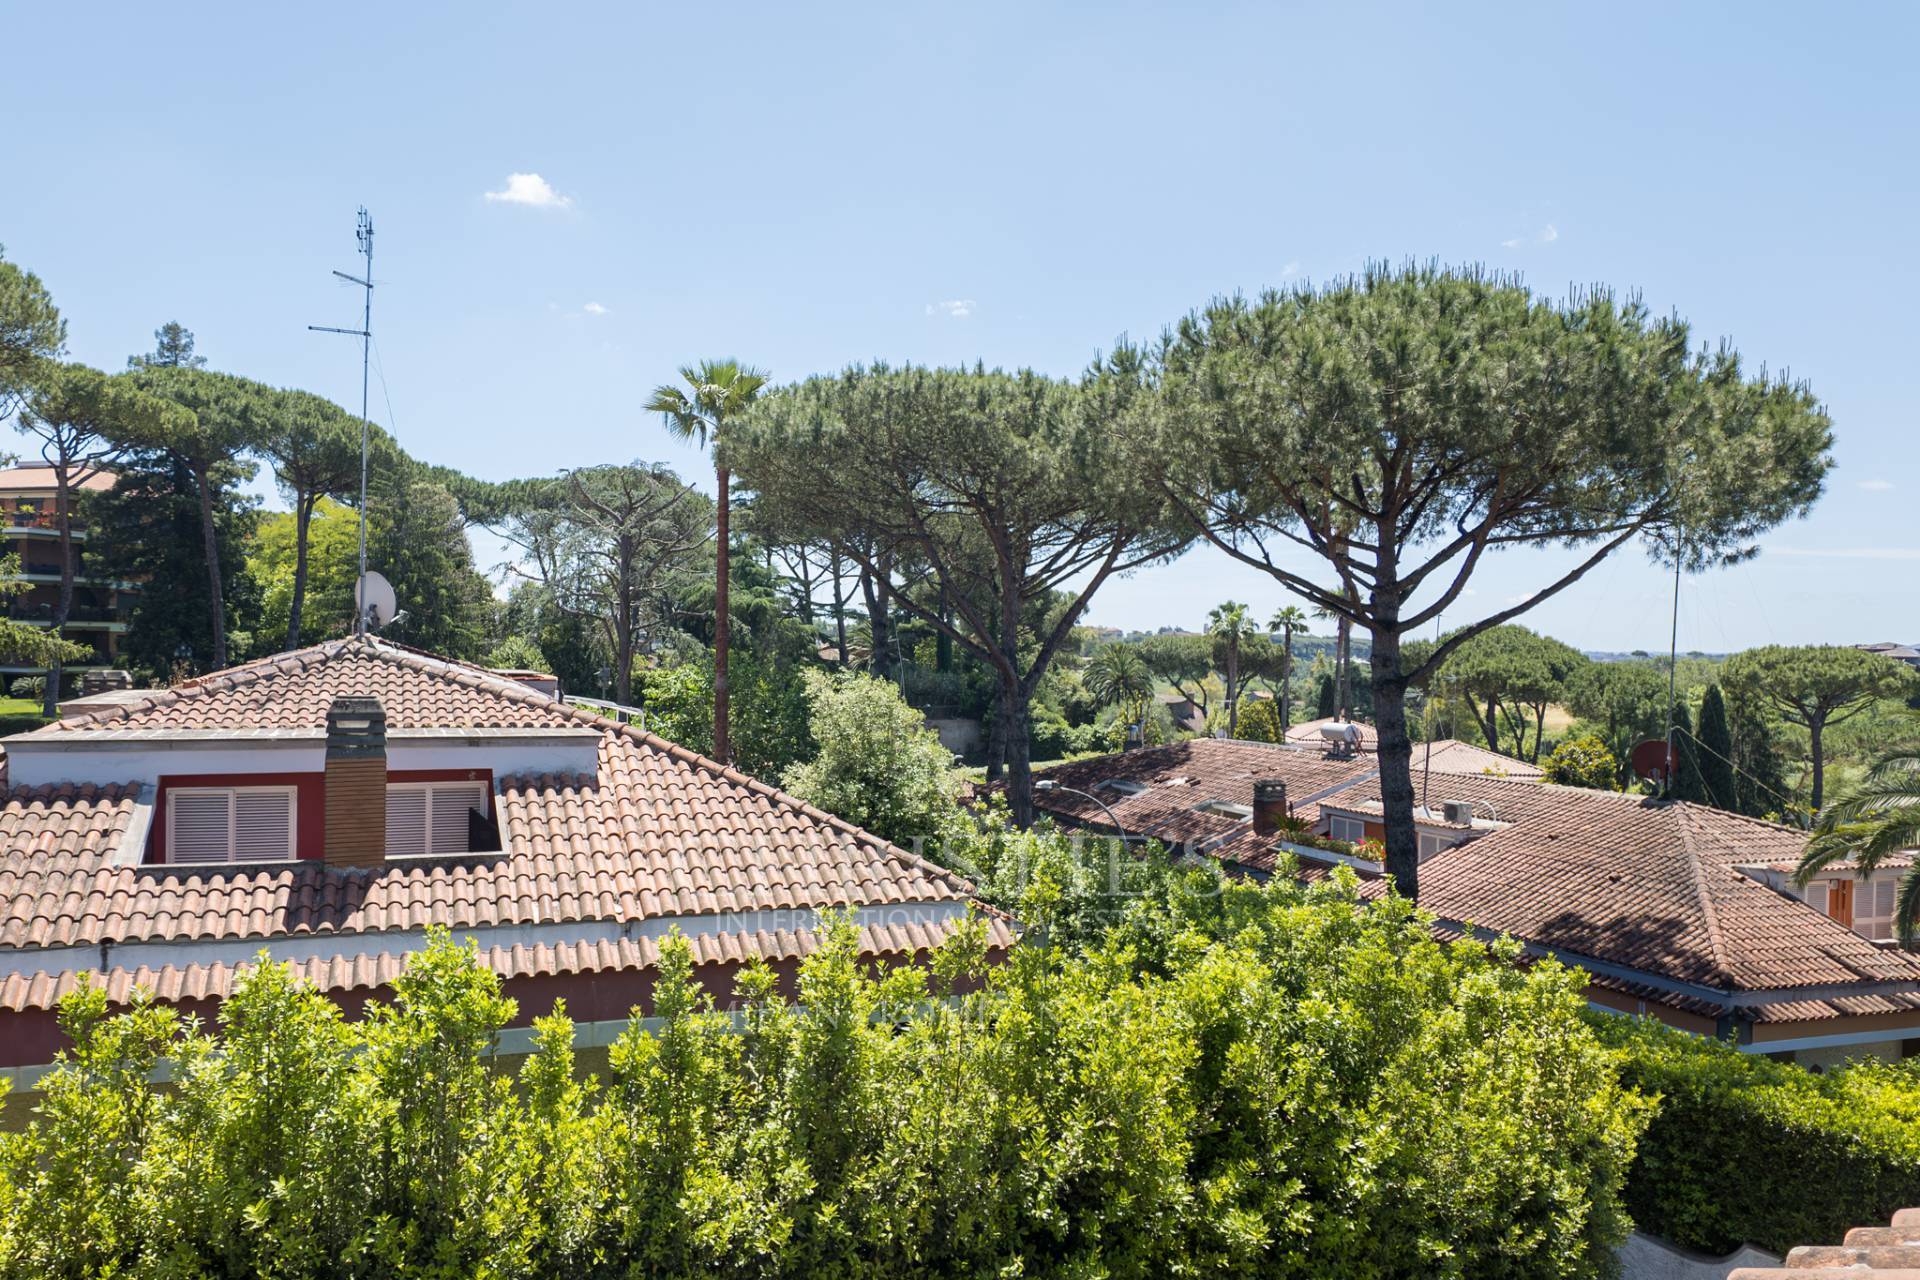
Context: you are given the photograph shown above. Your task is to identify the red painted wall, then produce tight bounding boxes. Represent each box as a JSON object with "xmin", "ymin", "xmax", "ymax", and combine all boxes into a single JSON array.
[{"xmin": 148, "ymin": 768, "xmax": 495, "ymax": 862}]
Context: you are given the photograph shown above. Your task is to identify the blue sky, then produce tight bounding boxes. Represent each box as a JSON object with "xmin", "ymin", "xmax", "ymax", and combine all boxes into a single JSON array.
[{"xmin": 5, "ymin": 1, "xmax": 1914, "ymax": 651}]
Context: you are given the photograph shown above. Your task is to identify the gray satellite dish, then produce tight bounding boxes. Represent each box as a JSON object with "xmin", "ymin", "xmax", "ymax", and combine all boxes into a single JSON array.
[{"xmin": 355, "ymin": 571, "xmax": 399, "ymax": 630}]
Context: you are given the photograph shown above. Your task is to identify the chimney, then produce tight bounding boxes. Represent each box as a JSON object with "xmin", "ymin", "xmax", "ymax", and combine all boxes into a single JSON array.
[
  {"xmin": 1252, "ymin": 778, "xmax": 1288, "ymax": 837},
  {"xmin": 324, "ymin": 695, "xmax": 387, "ymax": 867}
]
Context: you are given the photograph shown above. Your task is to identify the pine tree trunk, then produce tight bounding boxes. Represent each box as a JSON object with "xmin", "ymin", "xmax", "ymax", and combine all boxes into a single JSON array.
[
  {"xmin": 830, "ymin": 553, "xmax": 848, "ymax": 668},
  {"xmin": 1280, "ymin": 627, "xmax": 1293, "ymax": 732},
  {"xmin": 1809, "ymin": 717, "xmax": 1826, "ymax": 812},
  {"xmin": 713, "ymin": 465, "xmax": 730, "ymax": 764},
  {"xmin": 287, "ymin": 493, "xmax": 313, "ymax": 651},
  {"xmin": 196, "ymin": 465, "xmax": 226, "ymax": 670},
  {"xmin": 1336, "ymin": 615, "xmax": 1352, "ymax": 718},
  {"xmin": 1371, "ymin": 620, "xmax": 1419, "ymax": 897}
]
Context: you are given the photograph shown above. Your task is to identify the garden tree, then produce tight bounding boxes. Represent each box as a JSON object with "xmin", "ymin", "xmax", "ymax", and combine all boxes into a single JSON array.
[
  {"xmin": 16, "ymin": 364, "xmax": 187, "ymax": 712},
  {"xmin": 483, "ymin": 634, "xmax": 550, "ymax": 672},
  {"xmin": 1269, "ymin": 603, "xmax": 1310, "ymax": 730},
  {"xmin": 1423, "ymin": 625, "xmax": 1587, "ymax": 762},
  {"xmin": 1695, "ymin": 683, "xmax": 1737, "ymax": 810},
  {"xmin": 1315, "ymin": 672, "xmax": 1337, "ymax": 718},
  {"xmin": 782, "ymin": 670, "xmax": 962, "ymax": 847},
  {"xmin": 1668, "ymin": 703, "xmax": 1707, "ymax": 803},
  {"xmin": 1082, "ymin": 642, "xmax": 1155, "ymax": 736},
  {"xmin": 255, "ymin": 388, "xmax": 371, "ymax": 649},
  {"xmin": 1725, "ymin": 682, "xmax": 1792, "ymax": 818},
  {"xmin": 638, "ymin": 654, "xmax": 814, "ymax": 780},
  {"xmin": 365, "ymin": 467, "xmax": 494, "ymax": 660},
  {"xmin": 0, "ymin": 244, "xmax": 64, "ymax": 422},
  {"xmin": 89, "ymin": 447, "xmax": 261, "ymax": 677},
  {"xmin": 1723, "ymin": 645, "xmax": 1917, "ymax": 810},
  {"xmin": 1206, "ymin": 600, "xmax": 1257, "ymax": 736},
  {"xmin": 1234, "ymin": 695, "xmax": 1287, "ymax": 743},
  {"xmin": 497, "ymin": 464, "xmax": 711, "ymax": 705},
  {"xmin": 119, "ymin": 365, "xmax": 273, "ymax": 669},
  {"xmin": 0, "ymin": 553, "xmax": 90, "ymax": 672},
  {"xmin": 733, "ymin": 363, "xmax": 1188, "ymax": 825},
  {"xmin": 1799, "ymin": 709, "xmax": 1920, "ymax": 944},
  {"xmin": 647, "ymin": 360, "xmax": 769, "ymax": 764},
  {"xmin": 1136, "ymin": 268, "xmax": 1832, "ymax": 895},
  {"xmin": 125, "ymin": 321, "xmax": 207, "ymax": 371},
  {"xmin": 1540, "ymin": 734, "xmax": 1622, "ymax": 790},
  {"xmin": 247, "ymin": 499, "xmax": 361, "ymax": 646},
  {"xmin": 670, "ymin": 533, "xmax": 818, "ymax": 668},
  {"xmin": 1566, "ymin": 660, "xmax": 1670, "ymax": 777},
  {"xmin": 1137, "ymin": 632, "xmax": 1214, "ymax": 717},
  {"xmin": 1314, "ymin": 597, "xmax": 1356, "ymax": 719},
  {"xmin": 498, "ymin": 579, "xmax": 603, "ymax": 694}
]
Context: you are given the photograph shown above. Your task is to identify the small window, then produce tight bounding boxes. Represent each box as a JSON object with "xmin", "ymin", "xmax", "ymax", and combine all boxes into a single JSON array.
[
  {"xmin": 168, "ymin": 786, "xmax": 297, "ymax": 863},
  {"xmin": 1197, "ymin": 799, "xmax": 1253, "ymax": 821},
  {"xmin": 1803, "ymin": 882, "xmax": 1828, "ymax": 915},
  {"xmin": 1096, "ymin": 779, "xmax": 1148, "ymax": 796},
  {"xmin": 1327, "ymin": 813, "xmax": 1367, "ymax": 844},
  {"xmin": 386, "ymin": 782, "xmax": 489, "ymax": 857},
  {"xmin": 1417, "ymin": 830, "xmax": 1455, "ymax": 861}
]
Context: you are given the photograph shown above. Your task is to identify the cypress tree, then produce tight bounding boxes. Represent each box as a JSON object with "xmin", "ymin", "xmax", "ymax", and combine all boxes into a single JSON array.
[
  {"xmin": 1696, "ymin": 683, "xmax": 1736, "ymax": 810},
  {"xmin": 1316, "ymin": 672, "xmax": 1336, "ymax": 718},
  {"xmin": 1669, "ymin": 703, "xmax": 1707, "ymax": 803}
]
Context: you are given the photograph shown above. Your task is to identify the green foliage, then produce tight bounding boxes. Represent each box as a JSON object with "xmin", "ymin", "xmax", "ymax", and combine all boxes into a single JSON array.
[
  {"xmin": 1540, "ymin": 734, "xmax": 1621, "ymax": 791},
  {"xmin": 1566, "ymin": 661, "xmax": 1670, "ymax": 780},
  {"xmin": 1421, "ymin": 625, "xmax": 1587, "ymax": 762},
  {"xmin": 484, "ymin": 634, "xmax": 551, "ymax": 672},
  {"xmin": 1236, "ymin": 696, "xmax": 1287, "ymax": 743},
  {"xmin": 640, "ymin": 652, "xmax": 814, "ymax": 781},
  {"xmin": 0, "ymin": 712, "xmax": 53, "ymax": 737},
  {"xmin": 1315, "ymin": 672, "xmax": 1336, "ymax": 718},
  {"xmin": 0, "ymin": 243, "xmax": 65, "ymax": 420},
  {"xmin": 1724, "ymin": 645, "xmax": 1919, "ymax": 808},
  {"xmin": 1694, "ymin": 683, "xmax": 1737, "ymax": 810},
  {"xmin": 782, "ymin": 669, "xmax": 962, "ymax": 847},
  {"xmin": 247, "ymin": 499, "xmax": 361, "ymax": 646},
  {"xmin": 367, "ymin": 470, "xmax": 495, "ymax": 661},
  {"xmin": 1798, "ymin": 709, "xmax": 1920, "ymax": 943},
  {"xmin": 1591, "ymin": 1013, "xmax": 1920, "ymax": 1255},
  {"xmin": 0, "ymin": 887, "xmax": 1648, "ymax": 1280}
]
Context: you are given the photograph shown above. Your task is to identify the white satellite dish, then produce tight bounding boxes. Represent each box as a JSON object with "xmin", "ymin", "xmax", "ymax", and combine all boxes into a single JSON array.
[{"xmin": 355, "ymin": 571, "xmax": 398, "ymax": 630}]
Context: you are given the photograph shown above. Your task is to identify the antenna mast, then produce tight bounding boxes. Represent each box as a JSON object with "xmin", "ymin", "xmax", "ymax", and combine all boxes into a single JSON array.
[{"xmin": 308, "ymin": 207, "xmax": 375, "ymax": 635}]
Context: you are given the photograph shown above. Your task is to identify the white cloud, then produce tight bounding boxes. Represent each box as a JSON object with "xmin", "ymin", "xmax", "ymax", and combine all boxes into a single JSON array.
[
  {"xmin": 1280, "ymin": 261, "xmax": 1301, "ymax": 278},
  {"xmin": 926, "ymin": 299, "xmax": 975, "ymax": 319},
  {"xmin": 484, "ymin": 172, "xmax": 573, "ymax": 209},
  {"xmin": 582, "ymin": 301, "xmax": 608, "ymax": 316},
  {"xmin": 1770, "ymin": 546, "xmax": 1920, "ymax": 560},
  {"xmin": 1503, "ymin": 223, "xmax": 1558, "ymax": 249},
  {"xmin": 1858, "ymin": 478, "xmax": 1894, "ymax": 492}
]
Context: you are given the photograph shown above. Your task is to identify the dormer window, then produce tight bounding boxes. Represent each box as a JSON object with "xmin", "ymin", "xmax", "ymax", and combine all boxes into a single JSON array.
[
  {"xmin": 386, "ymin": 781, "xmax": 490, "ymax": 857},
  {"xmin": 168, "ymin": 786, "xmax": 297, "ymax": 863}
]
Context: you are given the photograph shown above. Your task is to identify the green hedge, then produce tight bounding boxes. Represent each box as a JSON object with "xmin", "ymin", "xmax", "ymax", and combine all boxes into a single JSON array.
[
  {"xmin": 0, "ymin": 713, "xmax": 52, "ymax": 738},
  {"xmin": 1590, "ymin": 1012, "xmax": 1920, "ymax": 1254}
]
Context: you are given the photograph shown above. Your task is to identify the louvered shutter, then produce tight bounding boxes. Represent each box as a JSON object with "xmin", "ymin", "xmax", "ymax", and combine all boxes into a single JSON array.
[
  {"xmin": 429, "ymin": 784, "xmax": 487, "ymax": 855},
  {"xmin": 171, "ymin": 791, "xmax": 233, "ymax": 863},
  {"xmin": 234, "ymin": 790, "xmax": 294, "ymax": 861},
  {"xmin": 386, "ymin": 787, "xmax": 428, "ymax": 857}
]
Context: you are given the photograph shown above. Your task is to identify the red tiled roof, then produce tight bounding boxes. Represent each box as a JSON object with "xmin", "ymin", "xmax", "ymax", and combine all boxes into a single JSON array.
[
  {"xmin": 1413, "ymin": 738, "xmax": 1545, "ymax": 780},
  {"xmin": 0, "ymin": 918, "xmax": 1019, "ymax": 1013},
  {"xmin": 0, "ymin": 463, "xmax": 120, "ymax": 495},
  {"xmin": 0, "ymin": 639, "xmax": 993, "ymax": 1020}
]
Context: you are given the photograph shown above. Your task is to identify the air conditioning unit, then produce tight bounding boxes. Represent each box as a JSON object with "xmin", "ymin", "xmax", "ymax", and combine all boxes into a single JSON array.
[{"xmin": 1441, "ymin": 800, "xmax": 1474, "ymax": 826}]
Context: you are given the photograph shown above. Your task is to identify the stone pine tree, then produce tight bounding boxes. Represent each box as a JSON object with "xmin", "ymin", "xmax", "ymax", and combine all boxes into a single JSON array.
[
  {"xmin": 0, "ymin": 245, "xmax": 65, "ymax": 422},
  {"xmin": 1723, "ymin": 645, "xmax": 1917, "ymax": 811},
  {"xmin": 647, "ymin": 361, "xmax": 767, "ymax": 763},
  {"xmin": 733, "ymin": 363, "xmax": 1187, "ymax": 825},
  {"xmin": 1695, "ymin": 683, "xmax": 1737, "ymax": 810},
  {"xmin": 1134, "ymin": 264, "xmax": 1833, "ymax": 896},
  {"xmin": 257, "ymin": 388, "xmax": 368, "ymax": 649},
  {"xmin": 16, "ymin": 365, "xmax": 186, "ymax": 711}
]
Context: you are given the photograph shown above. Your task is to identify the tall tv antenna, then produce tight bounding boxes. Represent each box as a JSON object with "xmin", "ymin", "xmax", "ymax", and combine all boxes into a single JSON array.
[{"xmin": 308, "ymin": 207, "xmax": 375, "ymax": 635}]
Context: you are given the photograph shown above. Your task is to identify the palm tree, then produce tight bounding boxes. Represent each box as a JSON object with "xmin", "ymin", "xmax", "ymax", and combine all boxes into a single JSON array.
[
  {"xmin": 1268, "ymin": 604, "xmax": 1310, "ymax": 732},
  {"xmin": 1797, "ymin": 718, "xmax": 1920, "ymax": 945},
  {"xmin": 1083, "ymin": 644, "xmax": 1154, "ymax": 744},
  {"xmin": 1312, "ymin": 600, "xmax": 1354, "ymax": 721},
  {"xmin": 1207, "ymin": 600, "xmax": 1257, "ymax": 738},
  {"xmin": 646, "ymin": 360, "xmax": 768, "ymax": 764}
]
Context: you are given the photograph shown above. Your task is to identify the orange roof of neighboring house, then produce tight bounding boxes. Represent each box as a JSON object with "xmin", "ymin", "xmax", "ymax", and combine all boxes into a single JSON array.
[
  {"xmin": 0, "ymin": 637, "xmax": 994, "ymax": 1018},
  {"xmin": 1413, "ymin": 738, "xmax": 1545, "ymax": 780},
  {"xmin": 1284, "ymin": 716, "xmax": 1379, "ymax": 749},
  {"xmin": 0, "ymin": 463, "xmax": 120, "ymax": 495},
  {"xmin": 1026, "ymin": 737, "xmax": 1920, "ymax": 1026}
]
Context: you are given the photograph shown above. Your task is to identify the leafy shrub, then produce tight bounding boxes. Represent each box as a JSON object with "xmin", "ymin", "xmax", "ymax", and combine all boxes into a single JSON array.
[
  {"xmin": 0, "ymin": 882, "xmax": 1648, "ymax": 1280},
  {"xmin": 783, "ymin": 669, "xmax": 962, "ymax": 847},
  {"xmin": 1542, "ymin": 734, "xmax": 1621, "ymax": 790},
  {"xmin": 1235, "ymin": 697, "xmax": 1286, "ymax": 742},
  {"xmin": 1590, "ymin": 1012, "xmax": 1920, "ymax": 1254},
  {"xmin": 483, "ymin": 635, "xmax": 551, "ymax": 673},
  {"xmin": 0, "ymin": 714, "xmax": 52, "ymax": 737},
  {"xmin": 8, "ymin": 677, "xmax": 43, "ymax": 700},
  {"xmin": 640, "ymin": 653, "xmax": 814, "ymax": 781}
]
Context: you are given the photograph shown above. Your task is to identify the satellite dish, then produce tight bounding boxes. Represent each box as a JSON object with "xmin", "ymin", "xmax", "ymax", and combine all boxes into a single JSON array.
[
  {"xmin": 1629, "ymin": 738, "xmax": 1675, "ymax": 783},
  {"xmin": 355, "ymin": 571, "xmax": 398, "ymax": 629}
]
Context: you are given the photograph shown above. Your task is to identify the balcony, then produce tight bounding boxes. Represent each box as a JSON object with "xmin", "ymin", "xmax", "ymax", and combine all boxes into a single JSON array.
[{"xmin": 7, "ymin": 603, "xmax": 132, "ymax": 630}]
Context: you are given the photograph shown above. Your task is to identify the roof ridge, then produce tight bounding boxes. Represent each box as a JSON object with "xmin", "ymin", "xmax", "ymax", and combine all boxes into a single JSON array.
[
  {"xmin": 1673, "ymin": 804, "xmax": 1735, "ymax": 984},
  {"xmin": 43, "ymin": 638, "xmax": 361, "ymax": 733}
]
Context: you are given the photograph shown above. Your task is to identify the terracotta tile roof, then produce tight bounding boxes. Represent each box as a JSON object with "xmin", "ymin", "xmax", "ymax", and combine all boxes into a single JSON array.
[
  {"xmin": 0, "ymin": 917, "xmax": 1021, "ymax": 1013},
  {"xmin": 0, "ymin": 639, "xmax": 992, "ymax": 1019},
  {"xmin": 1730, "ymin": 1206, "xmax": 1920, "ymax": 1276},
  {"xmin": 1317, "ymin": 772, "xmax": 1920, "ymax": 995},
  {"xmin": 34, "ymin": 637, "xmax": 582, "ymax": 734},
  {"xmin": 1284, "ymin": 717, "xmax": 1379, "ymax": 750},
  {"xmin": 1414, "ymin": 738, "xmax": 1545, "ymax": 780},
  {"xmin": 0, "ymin": 463, "xmax": 120, "ymax": 495},
  {"xmin": 1027, "ymin": 739, "xmax": 1380, "ymax": 842}
]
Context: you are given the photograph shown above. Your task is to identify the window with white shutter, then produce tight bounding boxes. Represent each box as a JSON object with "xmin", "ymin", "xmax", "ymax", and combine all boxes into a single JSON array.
[
  {"xmin": 167, "ymin": 787, "xmax": 297, "ymax": 863},
  {"xmin": 386, "ymin": 782, "xmax": 489, "ymax": 857}
]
